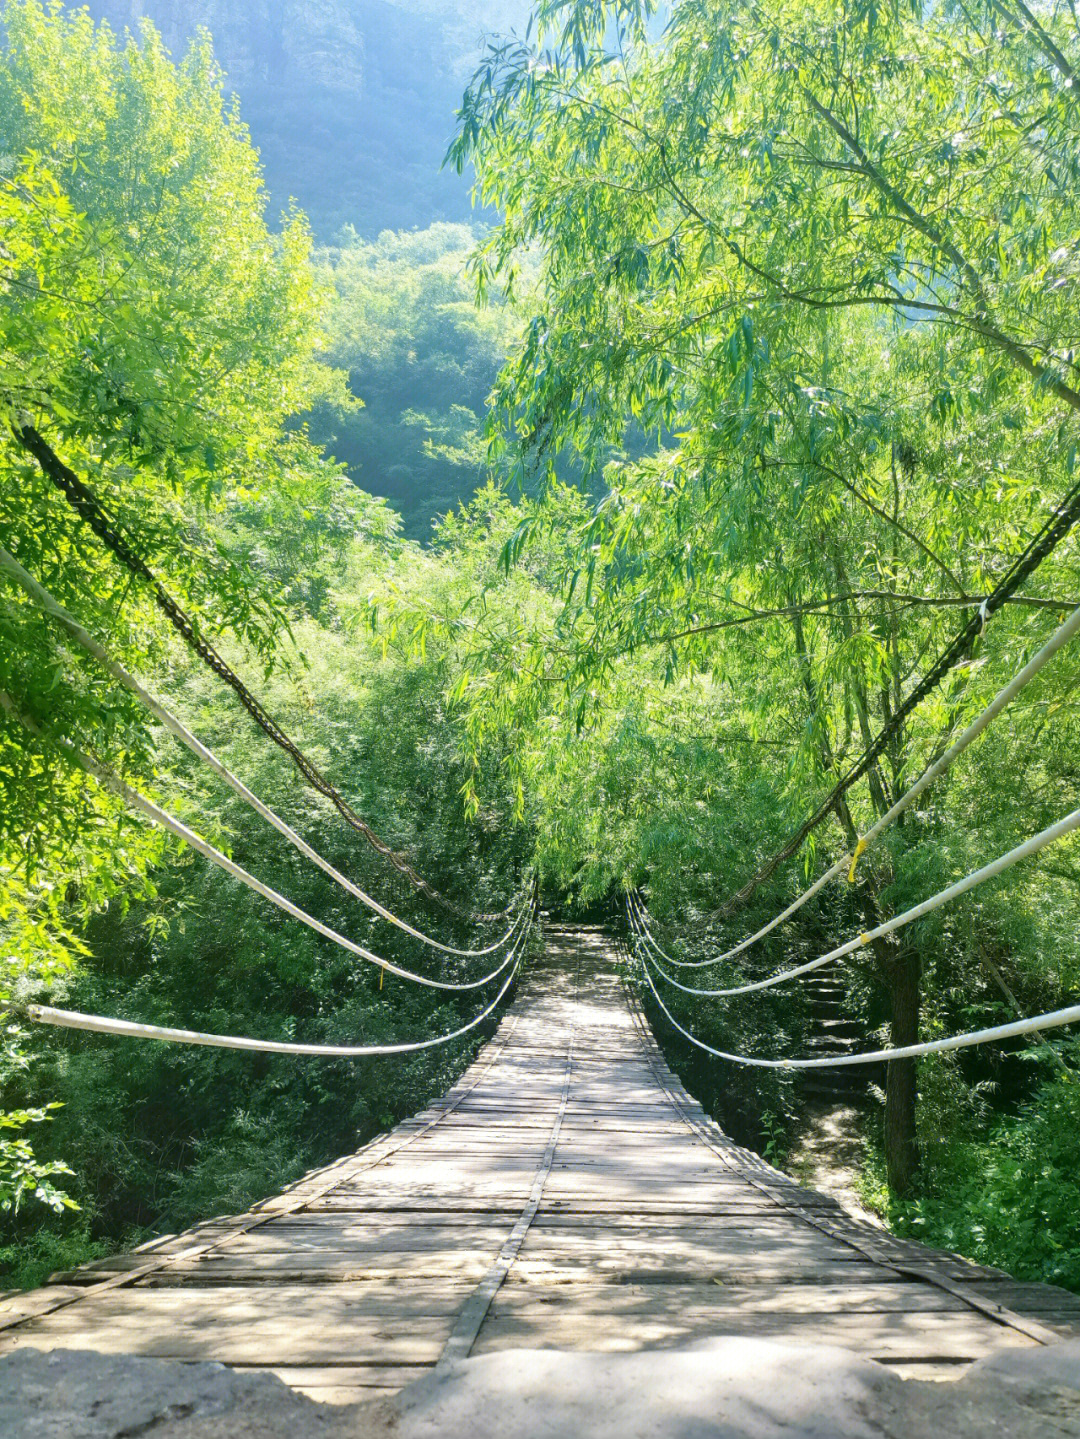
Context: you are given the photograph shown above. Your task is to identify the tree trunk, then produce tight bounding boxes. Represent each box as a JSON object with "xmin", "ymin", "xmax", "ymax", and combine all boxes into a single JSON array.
[{"xmin": 882, "ymin": 947, "xmax": 920, "ymax": 1195}]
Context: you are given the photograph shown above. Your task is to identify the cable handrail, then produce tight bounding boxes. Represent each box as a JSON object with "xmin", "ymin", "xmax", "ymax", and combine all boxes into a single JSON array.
[
  {"xmin": 4, "ymin": 910, "xmax": 534, "ymax": 1057},
  {"xmin": 0, "ymin": 691, "xmax": 528, "ymax": 992},
  {"xmin": 696, "ymin": 472, "xmax": 1080, "ymax": 923},
  {"xmin": 630, "ymin": 911, "xmax": 1080, "ymax": 1068},
  {"xmin": 0, "ymin": 547, "xmax": 530, "ymax": 959},
  {"xmin": 637, "ymin": 603, "xmax": 1080, "ymax": 969},
  {"xmin": 629, "ymin": 799, "xmax": 1080, "ymax": 996}
]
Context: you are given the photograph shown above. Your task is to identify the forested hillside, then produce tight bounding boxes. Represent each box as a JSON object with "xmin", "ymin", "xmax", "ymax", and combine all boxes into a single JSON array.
[
  {"xmin": 80, "ymin": 0, "xmax": 530, "ymax": 235},
  {"xmin": 3, "ymin": 0, "xmax": 1080, "ymax": 1307},
  {"xmin": 33, "ymin": 2, "xmax": 535, "ymax": 532},
  {"xmin": 308, "ymin": 224, "xmax": 520, "ymax": 537}
]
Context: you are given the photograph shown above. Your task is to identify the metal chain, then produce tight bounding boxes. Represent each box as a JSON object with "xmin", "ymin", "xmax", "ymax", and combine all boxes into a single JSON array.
[
  {"xmin": 15, "ymin": 424, "xmax": 511, "ymax": 924},
  {"xmin": 708, "ymin": 471, "xmax": 1080, "ymax": 919}
]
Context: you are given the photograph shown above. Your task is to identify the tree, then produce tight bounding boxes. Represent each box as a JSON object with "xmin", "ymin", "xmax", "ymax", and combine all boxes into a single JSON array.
[
  {"xmin": 0, "ymin": 0, "xmax": 353, "ymax": 1210},
  {"xmin": 450, "ymin": 0, "xmax": 1080, "ymax": 1191}
]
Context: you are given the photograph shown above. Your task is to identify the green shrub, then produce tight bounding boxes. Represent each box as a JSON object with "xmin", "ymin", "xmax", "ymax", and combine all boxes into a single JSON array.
[{"xmin": 880, "ymin": 1056, "xmax": 1080, "ymax": 1291}]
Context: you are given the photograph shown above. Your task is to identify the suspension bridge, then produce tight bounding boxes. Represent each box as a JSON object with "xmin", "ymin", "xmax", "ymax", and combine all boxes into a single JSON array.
[
  {"xmin": 4, "ymin": 923, "xmax": 1080, "ymax": 1410},
  {"xmin": 4, "ymin": 525, "xmax": 1080, "ymax": 1429}
]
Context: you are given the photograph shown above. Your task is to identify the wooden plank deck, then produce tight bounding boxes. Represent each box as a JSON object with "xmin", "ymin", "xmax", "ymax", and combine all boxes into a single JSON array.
[{"xmin": 3, "ymin": 924, "xmax": 1079, "ymax": 1404}]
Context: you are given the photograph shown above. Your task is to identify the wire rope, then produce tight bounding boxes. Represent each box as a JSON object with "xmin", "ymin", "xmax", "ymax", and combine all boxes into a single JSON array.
[
  {"xmin": 638, "ymin": 604, "xmax": 1080, "ymax": 969},
  {"xmin": 628, "ymin": 800, "xmax": 1080, "ymax": 996},
  {"xmin": 5, "ymin": 911, "xmax": 534, "ymax": 1057},
  {"xmin": 0, "ymin": 691, "xmax": 528, "ymax": 992},
  {"xmin": 632, "ymin": 926, "xmax": 1080, "ymax": 1067},
  {"xmin": 697, "ymin": 473, "xmax": 1080, "ymax": 922},
  {"xmin": 0, "ymin": 547, "xmax": 529, "ymax": 959}
]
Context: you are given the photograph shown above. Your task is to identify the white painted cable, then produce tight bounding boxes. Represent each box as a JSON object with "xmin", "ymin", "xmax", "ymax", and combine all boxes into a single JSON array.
[
  {"xmin": 634, "ymin": 931, "xmax": 1080, "ymax": 1068},
  {"xmin": 644, "ymin": 604, "xmax": 1080, "ymax": 968},
  {"xmin": 634, "ymin": 863, "xmax": 847, "ymax": 970},
  {"xmin": 0, "ymin": 691, "xmax": 527, "ymax": 992},
  {"xmin": 629, "ymin": 802, "xmax": 1080, "ymax": 996},
  {"xmin": 0, "ymin": 547, "xmax": 527, "ymax": 958},
  {"xmin": 8, "ymin": 913, "xmax": 533, "ymax": 1057}
]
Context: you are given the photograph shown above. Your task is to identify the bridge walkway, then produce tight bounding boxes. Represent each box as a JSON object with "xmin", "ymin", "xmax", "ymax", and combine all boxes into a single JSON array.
[{"xmin": 3, "ymin": 926, "xmax": 1080, "ymax": 1404}]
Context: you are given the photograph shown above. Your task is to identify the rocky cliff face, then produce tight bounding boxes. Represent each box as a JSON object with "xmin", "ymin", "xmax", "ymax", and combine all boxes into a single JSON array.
[
  {"xmin": 85, "ymin": 0, "xmax": 528, "ymax": 235},
  {"xmin": 96, "ymin": 2, "xmax": 366, "ymax": 93}
]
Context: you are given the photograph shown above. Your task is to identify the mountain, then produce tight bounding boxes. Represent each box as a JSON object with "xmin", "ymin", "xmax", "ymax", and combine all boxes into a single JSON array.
[{"xmin": 86, "ymin": 0, "xmax": 529, "ymax": 236}]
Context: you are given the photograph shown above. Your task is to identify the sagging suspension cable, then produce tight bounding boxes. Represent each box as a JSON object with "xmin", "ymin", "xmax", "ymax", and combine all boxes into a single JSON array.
[
  {"xmin": 4, "ymin": 908, "xmax": 534, "ymax": 1058},
  {"xmin": 634, "ymin": 604, "xmax": 1080, "ymax": 970},
  {"xmin": 0, "ymin": 546, "xmax": 529, "ymax": 959},
  {"xmin": 703, "ymin": 471, "xmax": 1080, "ymax": 922},
  {"xmin": 0, "ymin": 691, "xmax": 528, "ymax": 992},
  {"xmin": 13, "ymin": 424, "xmax": 509, "ymax": 925},
  {"xmin": 630, "ymin": 789, "xmax": 1080, "ymax": 993},
  {"xmin": 625, "ymin": 899, "xmax": 1080, "ymax": 1068}
]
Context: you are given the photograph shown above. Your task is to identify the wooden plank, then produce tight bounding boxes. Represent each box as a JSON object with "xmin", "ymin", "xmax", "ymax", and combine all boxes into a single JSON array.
[
  {"xmin": 5, "ymin": 1282, "xmax": 473, "ymax": 1364},
  {"xmin": 132, "ymin": 1262, "xmax": 487, "ymax": 1285},
  {"xmin": 507, "ymin": 1262, "xmax": 926, "ymax": 1287},
  {"xmin": 474, "ymin": 1302, "xmax": 1033, "ymax": 1361},
  {"xmin": 959, "ymin": 1279, "xmax": 1080, "ymax": 1315},
  {"xmin": 482, "ymin": 1279, "xmax": 970, "ymax": 1313},
  {"xmin": 0, "ymin": 1287, "xmax": 87, "ymax": 1325}
]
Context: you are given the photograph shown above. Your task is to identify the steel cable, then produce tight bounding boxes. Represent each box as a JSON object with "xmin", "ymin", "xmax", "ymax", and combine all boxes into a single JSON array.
[
  {"xmin": 0, "ymin": 546, "xmax": 530, "ymax": 958},
  {"xmin": 0, "ymin": 691, "xmax": 528, "ymax": 992},
  {"xmin": 5, "ymin": 910, "xmax": 533, "ymax": 1057},
  {"xmin": 629, "ymin": 799, "xmax": 1080, "ymax": 996},
  {"xmin": 637, "ymin": 604, "xmax": 1080, "ymax": 969},
  {"xmin": 700, "ymin": 472, "xmax": 1080, "ymax": 921},
  {"xmin": 632, "ymin": 917, "xmax": 1080, "ymax": 1067}
]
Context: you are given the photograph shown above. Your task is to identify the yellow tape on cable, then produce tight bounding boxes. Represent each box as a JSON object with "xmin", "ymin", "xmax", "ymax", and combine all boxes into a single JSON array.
[{"xmin": 847, "ymin": 836, "xmax": 868, "ymax": 883}]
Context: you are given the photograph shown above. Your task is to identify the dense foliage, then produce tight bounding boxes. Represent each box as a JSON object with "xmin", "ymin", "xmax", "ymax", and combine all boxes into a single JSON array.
[
  {"xmin": 0, "ymin": 1, "xmax": 528, "ymax": 1276},
  {"xmin": 437, "ymin": 0, "xmax": 1080, "ymax": 1215},
  {"xmin": 3, "ymin": 0, "xmax": 1080, "ymax": 1299},
  {"xmin": 309, "ymin": 224, "xmax": 520, "ymax": 537}
]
